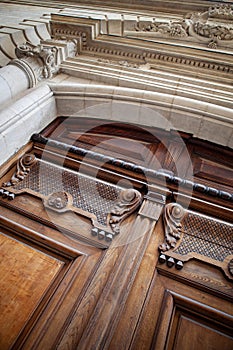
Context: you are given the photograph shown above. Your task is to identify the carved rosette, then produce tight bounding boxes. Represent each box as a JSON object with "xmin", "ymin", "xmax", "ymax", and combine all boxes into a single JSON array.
[
  {"xmin": 159, "ymin": 203, "xmax": 185, "ymax": 252},
  {"xmin": 107, "ymin": 189, "xmax": 142, "ymax": 235},
  {"xmin": 44, "ymin": 191, "xmax": 73, "ymax": 213},
  {"xmin": 2, "ymin": 154, "xmax": 37, "ymax": 187}
]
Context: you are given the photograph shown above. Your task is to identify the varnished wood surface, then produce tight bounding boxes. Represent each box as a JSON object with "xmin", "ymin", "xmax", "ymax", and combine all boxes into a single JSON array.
[
  {"xmin": 170, "ymin": 314, "xmax": 233, "ymax": 350},
  {"xmin": 0, "ymin": 205, "xmax": 103, "ymax": 350},
  {"xmin": 42, "ymin": 117, "xmax": 233, "ymax": 193},
  {"xmin": 0, "ymin": 232, "xmax": 63, "ymax": 349},
  {"xmin": 0, "ymin": 117, "xmax": 232, "ymax": 349},
  {"xmin": 132, "ymin": 273, "xmax": 233, "ymax": 350}
]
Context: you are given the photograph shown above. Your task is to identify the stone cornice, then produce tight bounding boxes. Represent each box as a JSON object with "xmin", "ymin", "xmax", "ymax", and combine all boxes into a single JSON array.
[
  {"xmin": 50, "ymin": 6, "xmax": 233, "ymax": 79},
  {"xmin": 2, "ymin": 1, "xmax": 232, "ymax": 16}
]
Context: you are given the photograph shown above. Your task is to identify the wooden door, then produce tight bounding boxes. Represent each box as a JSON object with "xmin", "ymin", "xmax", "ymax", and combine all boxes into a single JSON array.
[{"xmin": 0, "ymin": 118, "xmax": 232, "ymax": 349}]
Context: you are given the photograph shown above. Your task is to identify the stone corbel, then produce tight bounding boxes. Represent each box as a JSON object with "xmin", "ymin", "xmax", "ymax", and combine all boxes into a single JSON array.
[{"xmin": 10, "ymin": 42, "xmax": 59, "ymax": 87}]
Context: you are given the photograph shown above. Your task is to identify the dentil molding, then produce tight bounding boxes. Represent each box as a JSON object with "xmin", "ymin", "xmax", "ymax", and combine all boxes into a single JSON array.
[{"xmin": 50, "ymin": 4, "xmax": 233, "ymax": 78}]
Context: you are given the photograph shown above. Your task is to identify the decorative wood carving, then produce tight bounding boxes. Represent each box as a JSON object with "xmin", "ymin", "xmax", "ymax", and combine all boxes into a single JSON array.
[
  {"xmin": 108, "ymin": 189, "xmax": 142, "ymax": 234},
  {"xmin": 159, "ymin": 206, "xmax": 233, "ymax": 279},
  {"xmin": 138, "ymin": 191, "xmax": 166, "ymax": 221},
  {"xmin": 159, "ymin": 203, "xmax": 185, "ymax": 252},
  {"xmin": 31, "ymin": 134, "xmax": 233, "ymax": 203},
  {"xmin": 228, "ymin": 259, "xmax": 233, "ymax": 276},
  {"xmin": 2, "ymin": 154, "xmax": 37, "ymax": 187},
  {"xmin": 1, "ymin": 154, "xmax": 143, "ymax": 244},
  {"xmin": 44, "ymin": 191, "xmax": 73, "ymax": 212},
  {"xmin": 1, "ymin": 117, "xmax": 233, "ymax": 349}
]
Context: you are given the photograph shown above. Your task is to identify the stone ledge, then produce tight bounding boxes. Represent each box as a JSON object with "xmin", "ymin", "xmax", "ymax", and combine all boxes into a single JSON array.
[{"xmin": 0, "ymin": 84, "xmax": 57, "ymax": 166}]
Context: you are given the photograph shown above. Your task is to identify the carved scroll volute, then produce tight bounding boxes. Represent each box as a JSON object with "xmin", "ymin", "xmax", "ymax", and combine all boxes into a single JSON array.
[
  {"xmin": 159, "ymin": 203, "xmax": 185, "ymax": 252},
  {"xmin": 228, "ymin": 259, "xmax": 233, "ymax": 277},
  {"xmin": 2, "ymin": 154, "xmax": 37, "ymax": 187},
  {"xmin": 107, "ymin": 189, "xmax": 142, "ymax": 235}
]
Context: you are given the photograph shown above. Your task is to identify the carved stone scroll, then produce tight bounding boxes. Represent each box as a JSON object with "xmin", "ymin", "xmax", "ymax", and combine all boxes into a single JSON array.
[
  {"xmin": 107, "ymin": 189, "xmax": 142, "ymax": 235},
  {"xmin": 159, "ymin": 203, "xmax": 185, "ymax": 252},
  {"xmin": 15, "ymin": 41, "xmax": 58, "ymax": 80}
]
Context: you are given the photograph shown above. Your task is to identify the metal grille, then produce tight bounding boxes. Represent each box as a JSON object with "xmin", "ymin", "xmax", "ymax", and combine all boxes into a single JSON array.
[
  {"xmin": 14, "ymin": 160, "xmax": 120, "ymax": 225},
  {"xmin": 175, "ymin": 212, "xmax": 233, "ymax": 261}
]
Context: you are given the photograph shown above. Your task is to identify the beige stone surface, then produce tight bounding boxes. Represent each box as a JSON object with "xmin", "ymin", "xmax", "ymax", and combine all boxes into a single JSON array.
[
  {"xmin": 0, "ymin": 0, "xmax": 233, "ymax": 168},
  {"xmin": 0, "ymin": 84, "xmax": 57, "ymax": 165},
  {"xmin": 0, "ymin": 65, "xmax": 29, "ymax": 107}
]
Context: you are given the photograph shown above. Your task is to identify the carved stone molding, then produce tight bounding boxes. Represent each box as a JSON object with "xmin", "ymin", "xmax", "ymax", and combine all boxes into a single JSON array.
[
  {"xmin": 134, "ymin": 19, "xmax": 189, "ymax": 38},
  {"xmin": 208, "ymin": 4, "xmax": 233, "ymax": 20},
  {"xmin": 131, "ymin": 4, "xmax": 233, "ymax": 49},
  {"xmin": 50, "ymin": 12, "xmax": 233, "ymax": 77},
  {"xmin": 107, "ymin": 189, "xmax": 142, "ymax": 234},
  {"xmin": 15, "ymin": 42, "xmax": 58, "ymax": 79}
]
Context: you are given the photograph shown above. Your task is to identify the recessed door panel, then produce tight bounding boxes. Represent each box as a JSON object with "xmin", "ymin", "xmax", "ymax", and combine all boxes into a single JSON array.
[
  {"xmin": 0, "ymin": 232, "xmax": 64, "ymax": 349},
  {"xmin": 172, "ymin": 315, "xmax": 233, "ymax": 350}
]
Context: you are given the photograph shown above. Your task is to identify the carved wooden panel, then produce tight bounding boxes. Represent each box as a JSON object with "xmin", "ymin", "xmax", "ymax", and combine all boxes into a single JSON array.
[
  {"xmin": 131, "ymin": 269, "xmax": 233, "ymax": 350},
  {"xmin": 0, "ymin": 117, "xmax": 232, "ymax": 350},
  {"xmin": 0, "ymin": 205, "xmax": 103, "ymax": 350},
  {"xmin": 152, "ymin": 289, "xmax": 233, "ymax": 350},
  {"xmin": 0, "ymin": 154, "xmax": 142, "ymax": 247},
  {"xmin": 40, "ymin": 117, "xmax": 233, "ymax": 206},
  {"xmin": 0, "ymin": 230, "xmax": 66, "ymax": 349},
  {"xmin": 192, "ymin": 157, "xmax": 233, "ymax": 188},
  {"xmin": 42, "ymin": 118, "xmax": 160, "ymax": 167},
  {"xmin": 159, "ymin": 203, "xmax": 233, "ymax": 279},
  {"xmin": 188, "ymin": 140, "xmax": 233, "ymax": 193}
]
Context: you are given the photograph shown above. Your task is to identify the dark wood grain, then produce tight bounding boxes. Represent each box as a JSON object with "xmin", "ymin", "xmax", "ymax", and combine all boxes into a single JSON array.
[{"xmin": 0, "ymin": 117, "xmax": 233, "ymax": 350}]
